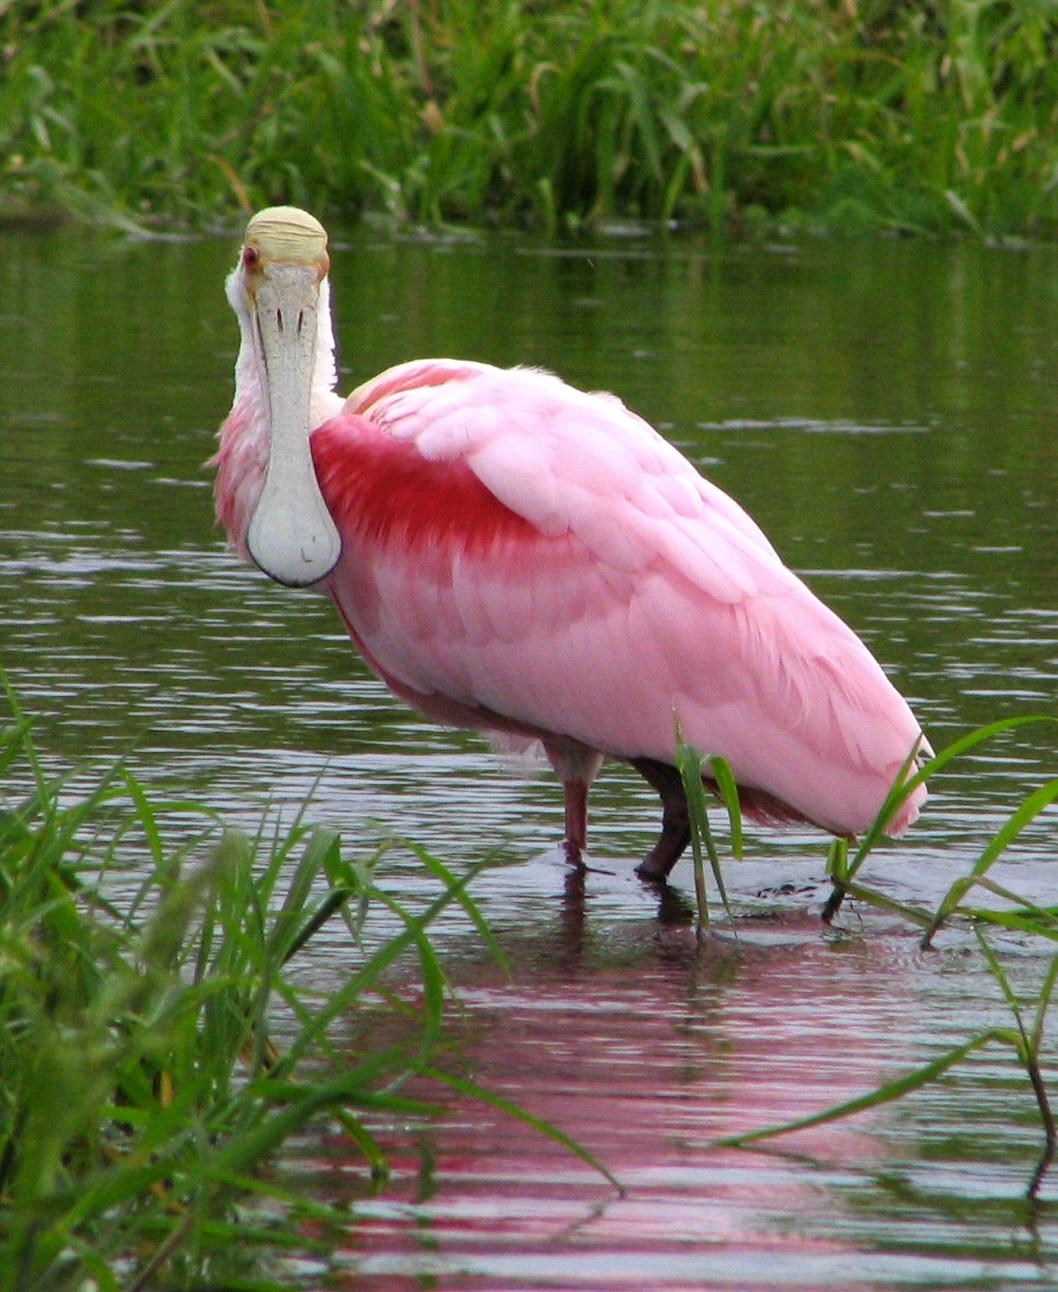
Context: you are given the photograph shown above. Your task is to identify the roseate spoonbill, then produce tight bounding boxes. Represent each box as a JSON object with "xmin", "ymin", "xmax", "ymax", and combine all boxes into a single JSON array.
[{"xmin": 213, "ymin": 206, "xmax": 928, "ymax": 879}]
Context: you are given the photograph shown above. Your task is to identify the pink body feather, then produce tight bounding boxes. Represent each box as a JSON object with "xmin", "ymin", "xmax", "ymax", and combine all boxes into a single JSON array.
[{"xmin": 215, "ymin": 356, "xmax": 926, "ymax": 839}]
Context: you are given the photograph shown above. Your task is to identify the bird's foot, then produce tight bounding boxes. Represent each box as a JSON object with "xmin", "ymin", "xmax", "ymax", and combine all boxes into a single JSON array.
[
  {"xmin": 562, "ymin": 837, "xmax": 586, "ymax": 868},
  {"xmin": 634, "ymin": 824, "xmax": 691, "ymax": 885},
  {"xmin": 635, "ymin": 855, "xmax": 674, "ymax": 885}
]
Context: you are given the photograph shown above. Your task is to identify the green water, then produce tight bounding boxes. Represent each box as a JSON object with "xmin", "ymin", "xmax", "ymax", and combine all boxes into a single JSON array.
[{"xmin": 3, "ymin": 224, "xmax": 1058, "ymax": 1288}]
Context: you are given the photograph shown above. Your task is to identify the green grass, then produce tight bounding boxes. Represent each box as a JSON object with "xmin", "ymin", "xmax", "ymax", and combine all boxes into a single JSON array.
[
  {"xmin": 4, "ymin": 1, "xmax": 1058, "ymax": 236},
  {"xmin": 715, "ymin": 922, "xmax": 1058, "ymax": 1201},
  {"xmin": 684, "ymin": 717, "xmax": 1058, "ymax": 1197},
  {"xmin": 0, "ymin": 688, "xmax": 614, "ymax": 1291}
]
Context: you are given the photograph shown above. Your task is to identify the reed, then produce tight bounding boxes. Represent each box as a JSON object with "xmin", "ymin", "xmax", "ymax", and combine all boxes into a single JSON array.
[
  {"xmin": 716, "ymin": 927, "xmax": 1058, "ymax": 1201},
  {"xmin": 0, "ymin": 686, "xmax": 610, "ymax": 1291},
  {"xmin": 706, "ymin": 715, "xmax": 1058, "ymax": 1198},
  {"xmin": 4, "ymin": 1, "xmax": 1058, "ymax": 236}
]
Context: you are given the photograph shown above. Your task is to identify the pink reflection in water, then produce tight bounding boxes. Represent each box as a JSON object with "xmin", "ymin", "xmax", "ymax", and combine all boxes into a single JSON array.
[{"xmin": 307, "ymin": 889, "xmax": 915, "ymax": 1290}]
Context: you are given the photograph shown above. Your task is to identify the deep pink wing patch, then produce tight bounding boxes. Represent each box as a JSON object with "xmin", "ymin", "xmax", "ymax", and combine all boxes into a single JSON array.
[{"xmin": 313, "ymin": 417, "xmax": 540, "ymax": 556}]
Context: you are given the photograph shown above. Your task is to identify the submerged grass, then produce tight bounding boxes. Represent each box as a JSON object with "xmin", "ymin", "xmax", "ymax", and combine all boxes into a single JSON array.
[
  {"xmin": 0, "ymin": 686, "xmax": 613, "ymax": 1291},
  {"xmin": 4, "ymin": 1, "xmax": 1058, "ymax": 236}
]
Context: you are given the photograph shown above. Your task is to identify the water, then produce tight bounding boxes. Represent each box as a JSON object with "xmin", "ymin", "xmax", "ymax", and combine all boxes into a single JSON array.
[{"xmin": 3, "ymin": 223, "xmax": 1058, "ymax": 1287}]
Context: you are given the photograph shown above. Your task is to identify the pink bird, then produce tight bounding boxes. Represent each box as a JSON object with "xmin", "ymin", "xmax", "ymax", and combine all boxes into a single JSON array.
[{"xmin": 213, "ymin": 206, "xmax": 928, "ymax": 880}]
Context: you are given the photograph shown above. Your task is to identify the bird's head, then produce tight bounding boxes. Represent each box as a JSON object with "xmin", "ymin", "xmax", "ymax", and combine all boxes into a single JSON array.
[{"xmin": 227, "ymin": 205, "xmax": 342, "ymax": 588}]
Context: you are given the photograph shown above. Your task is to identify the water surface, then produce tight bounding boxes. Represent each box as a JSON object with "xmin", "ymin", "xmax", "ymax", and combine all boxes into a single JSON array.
[{"xmin": 2, "ymin": 224, "xmax": 1058, "ymax": 1287}]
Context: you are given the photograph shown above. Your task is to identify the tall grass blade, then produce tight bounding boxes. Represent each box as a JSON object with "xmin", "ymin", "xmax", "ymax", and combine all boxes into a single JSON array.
[
  {"xmin": 422, "ymin": 1066, "xmax": 623, "ymax": 1193},
  {"xmin": 715, "ymin": 1031, "xmax": 1003, "ymax": 1147},
  {"xmin": 395, "ymin": 836, "xmax": 511, "ymax": 977},
  {"xmin": 922, "ymin": 777, "xmax": 1058, "ymax": 947},
  {"xmin": 675, "ymin": 740, "xmax": 728, "ymax": 929},
  {"xmin": 708, "ymin": 754, "xmax": 743, "ymax": 861},
  {"xmin": 825, "ymin": 716, "xmax": 1058, "ymax": 922},
  {"xmin": 1032, "ymin": 955, "xmax": 1058, "ymax": 1055},
  {"xmin": 973, "ymin": 928, "xmax": 1057, "ymax": 1198}
]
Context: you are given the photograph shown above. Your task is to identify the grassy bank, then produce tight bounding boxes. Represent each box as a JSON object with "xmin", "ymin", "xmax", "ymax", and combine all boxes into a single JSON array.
[
  {"xmin": 0, "ymin": 688, "xmax": 611, "ymax": 1290},
  {"xmin": 4, "ymin": 1, "xmax": 1058, "ymax": 237}
]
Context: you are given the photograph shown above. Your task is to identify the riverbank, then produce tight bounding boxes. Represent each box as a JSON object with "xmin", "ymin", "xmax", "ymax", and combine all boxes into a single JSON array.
[{"xmin": 4, "ymin": 1, "xmax": 1058, "ymax": 238}]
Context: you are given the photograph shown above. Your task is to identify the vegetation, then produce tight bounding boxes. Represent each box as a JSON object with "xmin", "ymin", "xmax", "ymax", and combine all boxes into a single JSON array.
[
  {"xmin": 679, "ymin": 720, "xmax": 1058, "ymax": 1198},
  {"xmin": 0, "ymin": 686, "xmax": 612, "ymax": 1292},
  {"xmin": 4, "ymin": 0, "xmax": 1058, "ymax": 237},
  {"xmin": 3, "ymin": 682, "xmax": 1058, "ymax": 1291}
]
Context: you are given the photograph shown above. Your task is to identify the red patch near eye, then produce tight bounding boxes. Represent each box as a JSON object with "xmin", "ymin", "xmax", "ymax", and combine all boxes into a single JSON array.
[{"xmin": 243, "ymin": 246, "xmax": 260, "ymax": 270}]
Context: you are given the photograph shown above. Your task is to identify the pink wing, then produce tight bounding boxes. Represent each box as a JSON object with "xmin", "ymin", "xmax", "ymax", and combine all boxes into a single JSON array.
[{"xmin": 312, "ymin": 360, "xmax": 925, "ymax": 835}]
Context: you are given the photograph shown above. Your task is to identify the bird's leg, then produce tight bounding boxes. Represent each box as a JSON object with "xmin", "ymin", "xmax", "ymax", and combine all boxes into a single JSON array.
[
  {"xmin": 562, "ymin": 779, "xmax": 589, "ymax": 861},
  {"xmin": 542, "ymin": 739, "xmax": 605, "ymax": 864},
  {"xmin": 629, "ymin": 757, "xmax": 691, "ymax": 883}
]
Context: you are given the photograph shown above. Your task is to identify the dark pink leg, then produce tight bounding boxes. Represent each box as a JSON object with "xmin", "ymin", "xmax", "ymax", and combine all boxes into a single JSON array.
[
  {"xmin": 630, "ymin": 757, "xmax": 691, "ymax": 882},
  {"xmin": 562, "ymin": 778, "xmax": 589, "ymax": 861}
]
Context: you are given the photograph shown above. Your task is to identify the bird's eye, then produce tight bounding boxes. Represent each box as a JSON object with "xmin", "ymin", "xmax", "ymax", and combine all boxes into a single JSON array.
[{"xmin": 243, "ymin": 245, "xmax": 260, "ymax": 271}]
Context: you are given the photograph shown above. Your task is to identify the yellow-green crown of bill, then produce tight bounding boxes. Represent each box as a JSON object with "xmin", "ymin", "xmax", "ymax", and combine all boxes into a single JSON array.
[{"xmin": 245, "ymin": 206, "xmax": 328, "ymax": 265}]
